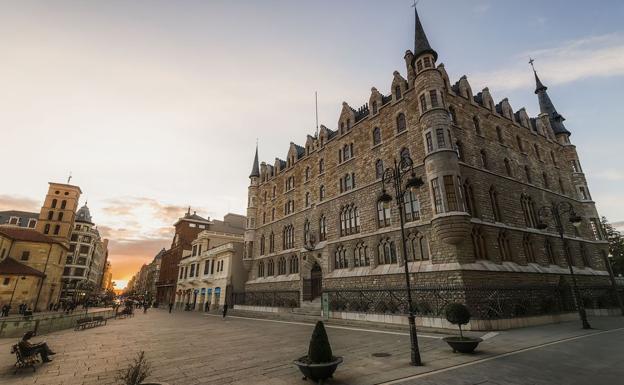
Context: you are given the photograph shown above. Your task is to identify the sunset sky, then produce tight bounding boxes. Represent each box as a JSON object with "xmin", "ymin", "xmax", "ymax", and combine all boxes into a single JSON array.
[{"xmin": 2, "ymin": 1, "xmax": 624, "ymax": 288}]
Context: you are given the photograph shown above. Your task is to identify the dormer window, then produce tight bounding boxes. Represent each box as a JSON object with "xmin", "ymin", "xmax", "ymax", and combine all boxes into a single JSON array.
[{"xmin": 395, "ymin": 85, "xmax": 402, "ymax": 100}]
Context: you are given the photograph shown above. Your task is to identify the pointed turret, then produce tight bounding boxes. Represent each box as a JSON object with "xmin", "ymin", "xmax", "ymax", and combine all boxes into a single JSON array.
[
  {"xmin": 249, "ymin": 145, "xmax": 260, "ymax": 178},
  {"xmin": 531, "ymin": 64, "xmax": 570, "ymax": 136},
  {"xmin": 413, "ymin": 5, "xmax": 437, "ymax": 61}
]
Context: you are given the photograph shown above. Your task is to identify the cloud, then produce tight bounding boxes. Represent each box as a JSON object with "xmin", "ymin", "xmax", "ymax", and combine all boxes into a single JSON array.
[
  {"xmin": 469, "ymin": 34, "xmax": 624, "ymax": 92},
  {"xmin": 595, "ymin": 169, "xmax": 624, "ymax": 181},
  {"xmin": 0, "ymin": 194, "xmax": 40, "ymax": 212}
]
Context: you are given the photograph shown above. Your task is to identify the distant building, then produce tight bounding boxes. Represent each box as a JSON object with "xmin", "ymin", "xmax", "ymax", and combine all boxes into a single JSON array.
[
  {"xmin": 101, "ymin": 260, "xmax": 113, "ymax": 291},
  {"xmin": 60, "ymin": 204, "xmax": 108, "ymax": 302},
  {"xmin": 175, "ymin": 217, "xmax": 245, "ymax": 311},
  {"xmin": 0, "ymin": 211, "xmax": 39, "ymax": 228}
]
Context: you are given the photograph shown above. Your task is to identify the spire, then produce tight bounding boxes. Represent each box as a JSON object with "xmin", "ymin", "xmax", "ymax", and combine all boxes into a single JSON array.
[
  {"xmin": 249, "ymin": 144, "xmax": 260, "ymax": 178},
  {"xmin": 529, "ymin": 59, "xmax": 570, "ymax": 136},
  {"xmin": 413, "ymin": 3, "xmax": 437, "ymax": 61}
]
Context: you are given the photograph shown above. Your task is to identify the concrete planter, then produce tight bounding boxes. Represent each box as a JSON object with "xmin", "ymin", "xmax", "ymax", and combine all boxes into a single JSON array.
[
  {"xmin": 293, "ymin": 356, "xmax": 343, "ymax": 384},
  {"xmin": 443, "ymin": 336, "xmax": 483, "ymax": 353}
]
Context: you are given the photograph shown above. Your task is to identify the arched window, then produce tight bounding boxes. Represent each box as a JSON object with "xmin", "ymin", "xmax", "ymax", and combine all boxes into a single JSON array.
[
  {"xmin": 263, "ymin": 191, "xmax": 267, "ymax": 202},
  {"xmin": 498, "ymin": 230, "xmax": 512, "ymax": 261},
  {"xmin": 277, "ymin": 257, "xmax": 287, "ymax": 275},
  {"xmin": 545, "ymin": 238, "xmax": 556, "ymax": 265},
  {"xmin": 319, "ymin": 185, "xmax": 325, "ymax": 201},
  {"xmin": 290, "ymin": 255, "xmax": 299, "ymax": 274},
  {"xmin": 269, "ymin": 232, "xmax": 275, "ymax": 252},
  {"xmin": 579, "ymin": 242, "xmax": 590, "ymax": 267},
  {"xmin": 47, "ymin": 210, "xmax": 53, "ymax": 220},
  {"xmin": 542, "ymin": 172, "xmax": 550, "ymax": 189},
  {"xmin": 334, "ymin": 245, "xmax": 348, "ymax": 269},
  {"xmin": 58, "ymin": 212, "xmax": 63, "ymax": 221},
  {"xmin": 372, "ymin": 127, "xmax": 381, "ymax": 145},
  {"xmin": 258, "ymin": 261, "xmax": 265, "ymax": 277},
  {"xmin": 471, "ymin": 226, "xmax": 488, "ymax": 260},
  {"xmin": 473, "ymin": 116, "xmax": 481, "ymax": 136},
  {"xmin": 504, "ymin": 158, "xmax": 513, "ymax": 177},
  {"xmin": 524, "ymin": 166, "xmax": 532, "ymax": 183},
  {"xmin": 448, "ymin": 106, "xmax": 457, "ymax": 125},
  {"xmin": 305, "ymin": 192, "xmax": 311, "ymax": 207},
  {"xmin": 340, "ymin": 204, "xmax": 360, "ymax": 236},
  {"xmin": 489, "ymin": 186, "xmax": 502, "ymax": 222},
  {"xmin": 420, "ymin": 236, "xmax": 430, "ymax": 260},
  {"xmin": 267, "ymin": 259, "xmax": 275, "ymax": 276},
  {"xmin": 480, "ymin": 149, "xmax": 488, "ymax": 169},
  {"xmin": 272, "ymin": 186, "xmax": 276, "ymax": 198},
  {"xmin": 463, "ymin": 179, "xmax": 478, "ymax": 218},
  {"xmin": 354, "ymin": 242, "xmax": 370, "ymax": 267},
  {"xmin": 303, "ymin": 219, "xmax": 310, "ymax": 244},
  {"xmin": 395, "ymin": 85, "xmax": 402, "ymax": 100},
  {"xmin": 341, "ymin": 173, "xmax": 354, "ymax": 192},
  {"xmin": 377, "ymin": 238, "xmax": 397, "ymax": 265},
  {"xmin": 523, "ymin": 234, "xmax": 535, "ymax": 263},
  {"xmin": 558, "ymin": 178, "xmax": 565, "ymax": 194},
  {"xmin": 54, "ymin": 224, "xmax": 60, "ymax": 235},
  {"xmin": 396, "ymin": 113, "xmax": 407, "ymax": 133},
  {"xmin": 319, "ymin": 159, "xmax": 325, "ymax": 174},
  {"xmin": 61, "ymin": 200, "xmax": 67, "ymax": 209},
  {"xmin": 516, "ymin": 136, "xmax": 524, "ymax": 152},
  {"xmin": 271, "ymin": 208, "xmax": 275, "ymax": 221},
  {"xmin": 550, "ymin": 150, "xmax": 557, "ymax": 166},
  {"xmin": 260, "ymin": 235, "xmax": 265, "ymax": 255},
  {"xmin": 51, "ymin": 199, "xmax": 57, "ymax": 208},
  {"xmin": 404, "ymin": 190, "xmax": 420, "ymax": 222},
  {"xmin": 377, "ymin": 201, "xmax": 391, "ymax": 228},
  {"xmin": 521, "ymin": 194, "xmax": 537, "ymax": 228},
  {"xmin": 534, "ymin": 144, "xmax": 541, "ymax": 161},
  {"xmin": 455, "ymin": 141, "xmax": 464, "ymax": 161},
  {"xmin": 319, "ymin": 215, "xmax": 327, "ymax": 241},
  {"xmin": 305, "ymin": 166, "xmax": 311, "ymax": 181},
  {"xmin": 496, "ymin": 126, "xmax": 504, "ymax": 144},
  {"xmin": 44, "ymin": 224, "xmax": 50, "ymax": 234},
  {"xmin": 375, "ymin": 159, "xmax": 384, "ymax": 180},
  {"xmin": 283, "ymin": 224, "xmax": 294, "ymax": 249}
]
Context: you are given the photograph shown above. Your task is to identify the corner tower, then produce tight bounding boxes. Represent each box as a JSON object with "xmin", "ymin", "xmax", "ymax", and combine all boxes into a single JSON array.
[
  {"xmin": 410, "ymin": 7, "xmax": 471, "ymax": 259},
  {"xmin": 243, "ymin": 145, "xmax": 260, "ymax": 270},
  {"xmin": 35, "ymin": 182, "xmax": 82, "ymax": 247}
]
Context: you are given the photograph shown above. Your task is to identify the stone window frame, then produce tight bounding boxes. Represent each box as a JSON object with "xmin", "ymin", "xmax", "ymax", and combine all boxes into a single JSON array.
[
  {"xmin": 277, "ymin": 256, "xmax": 287, "ymax": 275},
  {"xmin": 354, "ymin": 242, "xmax": 370, "ymax": 267},
  {"xmin": 498, "ymin": 230, "xmax": 512, "ymax": 262},
  {"xmin": 396, "ymin": 113, "xmax": 407, "ymax": 133},
  {"xmin": 339, "ymin": 204, "xmax": 360, "ymax": 237},
  {"xmin": 403, "ymin": 190, "xmax": 421, "ymax": 222},
  {"xmin": 372, "ymin": 127, "xmax": 382, "ymax": 146},
  {"xmin": 377, "ymin": 237, "xmax": 397, "ymax": 265},
  {"xmin": 334, "ymin": 245, "xmax": 348, "ymax": 269},
  {"xmin": 471, "ymin": 226, "xmax": 488, "ymax": 260},
  {"xmin": 523, "ymin": 234, "xmax": 536, "ymax": 263},
  {"xmin": 489, "ymin": 186, "xmax": 502, "ymax": 222},
  {"xmin": 257, "ymin": 261, "xmax": 265, "ymax": 277},
  {"xmin": 377, "ymin": 200, "xmax": 391, "ymax": 228},
  {"xmin": 289, "ymin": 255, "xmax": 299, "ymax": 274},
  {"xmin": 375, "ymin": 159, "xmax": 384, "ymax": 180},
  {"xmin": 319, "ymin": 214, "xmax": 327, "ymax": 241}
]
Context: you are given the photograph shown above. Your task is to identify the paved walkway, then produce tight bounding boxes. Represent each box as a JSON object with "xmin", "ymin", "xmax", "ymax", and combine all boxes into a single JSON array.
[{"xmin": 0, "ymin": 309, "xmax": 622, "ymax": 385}]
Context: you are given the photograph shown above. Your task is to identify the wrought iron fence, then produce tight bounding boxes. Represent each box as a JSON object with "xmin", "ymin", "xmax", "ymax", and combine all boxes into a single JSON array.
[
  {"xmin": 325, "ymin": 285, "xmax": 623, "ymax": 320},
  {"xmin": 232, "ymin": 290, "xmax": 300, "ymax": 308}
]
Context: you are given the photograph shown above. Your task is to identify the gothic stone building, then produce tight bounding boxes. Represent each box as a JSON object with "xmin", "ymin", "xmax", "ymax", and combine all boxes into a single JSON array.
[{"xmin": 242, "ymin": 9, "xmax": 610, "ymax": 312}]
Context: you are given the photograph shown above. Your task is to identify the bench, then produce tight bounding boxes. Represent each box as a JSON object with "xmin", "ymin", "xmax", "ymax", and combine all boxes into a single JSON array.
[
  {"xmin": 74, "ymin": 316, "xmax": 107, "ymax": 331},
  {"xmin": 11, "ymin": 344, "xmax": 39, "ymax": 374},
  {"xmin": 115, "ymin": 309, "xmax": 134, "ymax": 319}
]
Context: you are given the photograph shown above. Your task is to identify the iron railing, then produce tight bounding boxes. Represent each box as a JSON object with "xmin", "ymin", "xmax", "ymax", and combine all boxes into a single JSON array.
[
  {"xmin": 325, "ymin": 285, "xmax": 623, "ymax": 320},
  {"xmin": 232, "ymin": 290, "xmax": 300, "ymax": 308}
]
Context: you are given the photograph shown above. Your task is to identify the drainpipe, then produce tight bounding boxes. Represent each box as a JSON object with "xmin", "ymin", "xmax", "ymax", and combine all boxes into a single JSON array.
[{"xmin": 34, "ymin": 244, "xmax": 53, "ymax": 311}]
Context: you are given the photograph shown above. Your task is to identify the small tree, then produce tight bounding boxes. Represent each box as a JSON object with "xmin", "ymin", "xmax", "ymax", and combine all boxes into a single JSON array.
[
  {"xmin": 445, "ymin": 303, "xmax": 471, "ymax": 339},
  {"xmin": 308, "ymin": 321, "xmax": 333, "ymax": 363},
  {"xmin": 118, "ymin": 351, "xmax": 151, "ymax": 385},
  {"xmin": 602, "ymin": 217, "xmax": 624, "ymax": 275}
]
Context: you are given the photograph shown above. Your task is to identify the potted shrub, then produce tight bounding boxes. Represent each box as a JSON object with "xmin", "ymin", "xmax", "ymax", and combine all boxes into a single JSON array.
[
  {"xmin": 442, "ymin": 303, "xmax": 482, "ymax": 354},
  {"xmin": 293, "ymin": 321, "xmax": 343, "ymax": 384}
]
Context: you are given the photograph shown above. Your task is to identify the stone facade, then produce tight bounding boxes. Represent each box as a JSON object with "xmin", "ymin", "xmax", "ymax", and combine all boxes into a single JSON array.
[{"xmin": 242, "ymin": 9, "xmax": 610, "ymax": 305}]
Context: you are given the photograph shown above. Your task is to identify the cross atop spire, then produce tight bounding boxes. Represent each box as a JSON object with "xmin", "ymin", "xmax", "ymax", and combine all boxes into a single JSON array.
[
  {"xmin": 249, "ymin": 144, "xmax": 260, "ymax": 178},
  {"xmin": 529, "ymin": 57, "xmax": 547, "ymax": 94},
  {"xmin": 412, "ymin": 2, "xmax": 437, "ymax": 61}
]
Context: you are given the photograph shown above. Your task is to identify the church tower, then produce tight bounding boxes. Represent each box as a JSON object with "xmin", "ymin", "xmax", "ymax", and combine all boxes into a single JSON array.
[
  {"xmin": 409, "ymin": 7, "xmax": 471, "ymax": 260},
  {"xmin": 35, "ymin": 182, "xmax": 82, "ymax": 247},
  {"xmin": 243, "ymin": 145, "xmax": 260, "ymax": 270}
]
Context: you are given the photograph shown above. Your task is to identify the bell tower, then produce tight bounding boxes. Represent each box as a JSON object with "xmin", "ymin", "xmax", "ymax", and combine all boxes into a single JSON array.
[{"xmin": 35, "ymin": 182, "xmax": 82, "ymax": 247}]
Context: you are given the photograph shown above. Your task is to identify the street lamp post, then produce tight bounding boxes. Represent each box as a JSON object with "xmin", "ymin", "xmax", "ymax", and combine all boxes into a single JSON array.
[
  {"xmin": 9, "ymin": 276, "xmax": 27, "ymax": 309},
  {"xmin": 604, "ymin": 253, "xmax": 624, "ymax": 316},
  {"xmin": 377, "ymin": 154, "xmax": 424, "ymax": 366},
  {"xmin": 536, "ymin": 201, "xmax": 590, "ymax": 329}
]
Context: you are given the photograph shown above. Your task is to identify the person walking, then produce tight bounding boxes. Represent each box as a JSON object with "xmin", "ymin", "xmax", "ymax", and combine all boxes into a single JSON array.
[
  {"xmin": 222, "ymin": 303, "xmax": 228, "ymax": 320},
  {"xmin": 168, "ymin": 302, "xmax": 173, "ymax": 313}
]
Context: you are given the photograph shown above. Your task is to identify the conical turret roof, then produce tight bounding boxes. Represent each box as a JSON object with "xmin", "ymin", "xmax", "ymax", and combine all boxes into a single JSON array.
[
  {"xmin": 413, "ymin": 6, "xmax": 437, "ymax": 61},
  {"xmin": 249, "ymin": 145, "xmax": 260, "ymax": 178}
]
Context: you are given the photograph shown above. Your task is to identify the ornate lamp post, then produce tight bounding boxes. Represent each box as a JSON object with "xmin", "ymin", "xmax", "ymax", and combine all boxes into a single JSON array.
[
  {"xmin": 377, "ymin": 154, "xmax": 424, "ymax": 366},
  {"xmin": 536, "ymin": 201, "xmax": 590, "ymax": 329}
]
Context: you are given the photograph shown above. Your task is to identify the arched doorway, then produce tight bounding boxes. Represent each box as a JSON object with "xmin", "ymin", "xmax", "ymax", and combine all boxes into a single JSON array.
[{"xmin": 310, "ymin": 263, "xmax": 322, "ymax": 300}]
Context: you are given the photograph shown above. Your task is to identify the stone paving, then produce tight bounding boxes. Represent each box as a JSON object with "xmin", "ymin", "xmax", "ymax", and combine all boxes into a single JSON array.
[{"xmin": 0, "ymin": 309, "xmax": 622, "ymax": 385}]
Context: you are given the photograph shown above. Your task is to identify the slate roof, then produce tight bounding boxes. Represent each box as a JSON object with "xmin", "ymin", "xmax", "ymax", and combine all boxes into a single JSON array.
[
  {"xmin": 413, "ymin": 6, "xmax": 437, "ymax": 61},
  {"xmin": 0, "ymin": 257, "xmax": 45, "ymax": 277},
  {"xmin": 0, "ymin": 226, "xmax": 67, "ymax": 249},
  {"xmin": 249, "ymin": 146, "xmax": 260, "ymax": 178}
]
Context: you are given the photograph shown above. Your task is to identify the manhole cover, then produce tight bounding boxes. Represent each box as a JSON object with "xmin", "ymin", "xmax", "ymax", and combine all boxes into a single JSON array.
[{"xmin": 372, "ymin": 352, "xmax": 392, "ymax": 357}]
